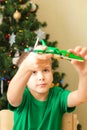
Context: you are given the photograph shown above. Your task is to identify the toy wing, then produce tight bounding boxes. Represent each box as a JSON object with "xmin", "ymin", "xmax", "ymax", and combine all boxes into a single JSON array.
[
  {"xmin": 58, "ymin": 50, "xmax": 84, "ymax": 62},
  {"xmin": 34, "ymin": 47, "xmax": 84, "ymax": 62}
]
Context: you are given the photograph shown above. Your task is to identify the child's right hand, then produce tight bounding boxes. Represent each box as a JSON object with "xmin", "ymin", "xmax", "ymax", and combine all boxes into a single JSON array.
[{"xmin": 22, "ymin": 45, "xmax": 53, "ymax": 71}]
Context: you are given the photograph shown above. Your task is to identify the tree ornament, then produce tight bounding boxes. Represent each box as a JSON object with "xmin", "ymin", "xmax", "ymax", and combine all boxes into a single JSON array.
[
  {"xmin": 0, "ymin": 14, "xmax": 3, "ymax": 25},
  {"xmin": 26, "ymin": 45, "xmax": 29, "ymax": 48},
  {"xmin": 21, "ymin": 42, "xmax": 25, "ymax": 46},
  {"xmin": 19, "ymin": 0, "xmax": 22, "ymax": 2},
  {"xmin": 0, "ymin": 5, "xmax": 5, "ymax": 11},
  {"xmin": 5, "ymin": 0, "xmax": 7, "ymax": 3},
  {"xmin": 7, "ymin": 80, "xmax": 10, "ymax": 84},
  {"xmin": 5, "ymin": 34, "xmax": 10, "ymax": 39},
  {"xmin": 51, "ymin": 83, "xmax": 54, "ymax": 88},
  {"xmin": 13, "ymin": 10, "xmax": 21, "ymax": 22},
  {"xmin": 0, "ymin": 0, "xmax": 3, "ymax": 3},
  {"xmin": 19, "ymin": 0, "xmax": 28, "ymax": 4},
  {"xmin": 19, "ymin": 29, "xmax": 23, "ymax": 33},
  {"xmin": 34, "ymin": 29, "xmax": 45, "ymax": 48},
  {"xmin": 20, "ymin": 1, "xmax": 30, "ymax": 9},
  {"xmin": 13, "ymin": 65, "xmax": 16, "ymax": 69},
  {"xmin": 12, "ymin": 50, "xmax": 20, "ymax": 65},
  {"xmin": 3, "ymin": 70, "xmax": 6, "ymax": 74},
  {"xmin": 9, "ymin": 32, "xmax": 16, "ymax": 46},
  {"xmin": 30, "ymin": 2, "xmax": 37, "ymax": 12},
  {"xmin": 26, "ymin": 16, "xmax": 29, "ymax": 20},
  {"xmin": 1, "ymin": 78, "xmax": 4, "ymax": 95}
]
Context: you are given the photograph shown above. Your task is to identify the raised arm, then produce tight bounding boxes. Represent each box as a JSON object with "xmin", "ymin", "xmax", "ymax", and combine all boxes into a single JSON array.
[
  {"xmin": 67, "ymin": 46, "xmax": 87, "ymax": 107},
  {"xmin": 7, "ymin": 45, "xmax": 52, "ymax": 107}
]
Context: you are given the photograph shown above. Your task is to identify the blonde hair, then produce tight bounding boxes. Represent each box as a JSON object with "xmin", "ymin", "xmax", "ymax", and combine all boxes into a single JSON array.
[{"xmin": 17, "ymin": 52, "xmax": 29, "ymax": 67}]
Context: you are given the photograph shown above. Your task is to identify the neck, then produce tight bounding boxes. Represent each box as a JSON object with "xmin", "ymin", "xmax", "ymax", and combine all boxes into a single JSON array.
[{"xmin": 29, "ymin": 89, "xmax": 49, "ymax": 101}]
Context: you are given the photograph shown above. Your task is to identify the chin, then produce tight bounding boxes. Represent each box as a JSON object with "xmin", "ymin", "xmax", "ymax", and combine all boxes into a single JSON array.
[{"xmin": 38, "ymin": 89, "xmax": 49, "ymax": 94}]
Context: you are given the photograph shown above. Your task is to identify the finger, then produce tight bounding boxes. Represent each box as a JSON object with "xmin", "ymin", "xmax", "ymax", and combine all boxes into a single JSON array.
[
  {"xmin": 74, "ymin": 46, "xmax": 82, "ymax": 53},
  {"xmin": 35, "ymin": 53, "xmax": 52, "ymax": 60},
  {"xmin": 79, "ymin": 47, "xmax": 87, "ymax": 56},
  {"xmin": 34, "ymin": 45, "xmax": 47, "ymax": 50},
  {"xmin": 68, "ymin": 46, "xmax": 82, "ymax": 54},
  {"xmin": 85, "ymin": 55, "xmax": 87, "ymax": 60}
]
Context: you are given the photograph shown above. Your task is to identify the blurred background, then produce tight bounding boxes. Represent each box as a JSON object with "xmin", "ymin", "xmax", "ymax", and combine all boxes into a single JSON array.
[
  {"xmin": 0, "ymin": 0, "xmax": 87, "ymax": 129},
  {"xmin": 35, "ymin": 0, "xmax": 87, "ymax": 130}
]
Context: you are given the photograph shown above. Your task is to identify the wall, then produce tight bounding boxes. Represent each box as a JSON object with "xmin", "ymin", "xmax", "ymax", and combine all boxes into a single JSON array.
[{"xmin": 35, "ymin": 0, "xmax": 87, "ymax": 130}]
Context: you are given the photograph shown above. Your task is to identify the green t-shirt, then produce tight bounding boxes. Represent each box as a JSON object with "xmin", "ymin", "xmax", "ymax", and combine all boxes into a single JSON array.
[{"xmin": 8, "ymin": 86, "xmax": 75, "ymax": 130}]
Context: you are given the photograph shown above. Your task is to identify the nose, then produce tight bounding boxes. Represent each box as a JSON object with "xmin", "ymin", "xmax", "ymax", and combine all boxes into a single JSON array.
[{"xmin": 37, "ymin": 72, "xmax": 45, "ymax": 81}]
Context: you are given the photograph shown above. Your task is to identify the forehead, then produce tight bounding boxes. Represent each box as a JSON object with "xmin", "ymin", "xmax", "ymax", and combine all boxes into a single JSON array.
[
  {"xmin": 44, "ymin": 59, "xmax": 52, "ymax": 67},
  {"xmin": 41, "ymin": 63, "xmax": 52, "ymax": 70}
]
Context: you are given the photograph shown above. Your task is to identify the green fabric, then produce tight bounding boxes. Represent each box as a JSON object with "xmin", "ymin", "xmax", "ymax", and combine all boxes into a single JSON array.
[{"xmin": 8, "ymin": 86, "xmax": 75, "ymax": 130}]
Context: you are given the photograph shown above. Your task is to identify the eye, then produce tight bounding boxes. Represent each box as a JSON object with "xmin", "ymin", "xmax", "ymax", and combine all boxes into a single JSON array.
[
  {"xmin": 32, "ymin": 71, "xmax": 37, "ymax": 74},
  {"xmin": 43, "ymin": 68, "xmax": 49, "ymax": 72}
]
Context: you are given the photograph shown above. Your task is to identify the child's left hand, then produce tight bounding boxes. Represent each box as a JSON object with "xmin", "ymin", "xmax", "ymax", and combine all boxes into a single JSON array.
[{"xmin": 68, "ymin": 46, "xmax": 87, "ymax": 75}]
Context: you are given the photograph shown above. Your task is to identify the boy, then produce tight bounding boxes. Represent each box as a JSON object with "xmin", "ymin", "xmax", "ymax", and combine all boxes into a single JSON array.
[{"xmin": 7, "ymin": 45, "xmax": 87, "ymax": 130}]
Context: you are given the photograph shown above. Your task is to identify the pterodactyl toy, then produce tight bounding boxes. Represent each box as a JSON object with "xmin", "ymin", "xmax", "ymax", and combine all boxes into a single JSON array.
[{"xmin": 24, "ymin": 30, "xmax": 84, "ymax": 62}]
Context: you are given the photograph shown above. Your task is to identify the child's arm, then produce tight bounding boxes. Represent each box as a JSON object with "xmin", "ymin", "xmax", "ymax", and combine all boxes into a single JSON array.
[
  {"xmin": 7, "ymin": 45, "xmax": 52, "ymax": 107},
  {"xmin": 67, "ymin": 46, "xmax": 87, "ymax": 107}
]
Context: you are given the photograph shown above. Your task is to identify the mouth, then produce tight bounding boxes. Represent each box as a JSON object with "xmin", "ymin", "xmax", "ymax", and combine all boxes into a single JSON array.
[{"xmin": 38, "ymin": 83, "xmax": 46, "ymax": 87}]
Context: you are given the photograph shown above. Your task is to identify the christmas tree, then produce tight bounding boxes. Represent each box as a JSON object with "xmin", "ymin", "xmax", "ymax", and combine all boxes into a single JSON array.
[{"xmin": 0, "ymin": 0, "xmax": 68, "ymax": 110}]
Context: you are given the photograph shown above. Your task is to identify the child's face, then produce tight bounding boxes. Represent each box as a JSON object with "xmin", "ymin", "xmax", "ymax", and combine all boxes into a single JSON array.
[{"xmin": 27, "ymin": 63, "xmax": 53, "ymax": 98}]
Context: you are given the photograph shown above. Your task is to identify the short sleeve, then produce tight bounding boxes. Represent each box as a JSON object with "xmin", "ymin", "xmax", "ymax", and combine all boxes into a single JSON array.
[{"xmin": 59, "ymin": 89, "xmax": 76, "ymax": 113}]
